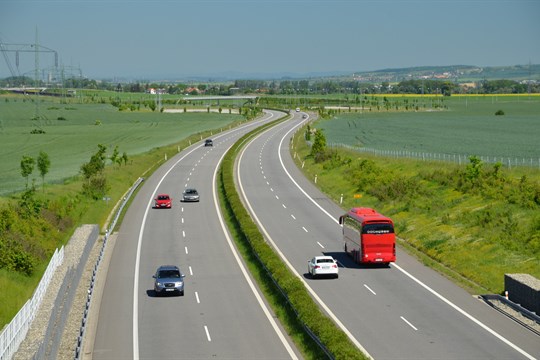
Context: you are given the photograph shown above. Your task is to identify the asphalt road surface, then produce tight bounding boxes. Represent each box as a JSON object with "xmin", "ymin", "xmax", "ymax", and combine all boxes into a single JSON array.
[
  {"xmin": 235, "ymin": 111, "xmax": 540, "ymax": 360},
  {"xmin": 90, "ymin": 111, "xmax": 300, "ymax": 360}
]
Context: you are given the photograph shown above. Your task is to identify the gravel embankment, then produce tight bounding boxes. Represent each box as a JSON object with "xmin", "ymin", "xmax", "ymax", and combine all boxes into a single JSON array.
[
  {"xmin": 11, "ymin": 223, "xmax": 540, "ymax": 359},
  {"xmin": 13, "ymin": 224, "xmax": 103, "ymax": 360}
]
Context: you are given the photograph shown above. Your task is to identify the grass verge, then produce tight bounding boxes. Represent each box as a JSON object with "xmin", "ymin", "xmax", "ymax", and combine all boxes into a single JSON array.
[
  {"xmin": 0, "ymin": 119, "xmax": 246, "ymax": 328},
  {"xmin": 218, "ymin": 115, "xmax": 367, "ymax": 359},
  {"xmin": 291, "ymin": 120, "xmax": 540, "ymax": 295}
]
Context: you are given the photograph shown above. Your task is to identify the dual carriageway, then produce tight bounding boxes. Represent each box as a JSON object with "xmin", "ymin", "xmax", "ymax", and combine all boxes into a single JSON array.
[{"xmin": 89, "ymin": 110, "xmax": 539, "ymax": 359}]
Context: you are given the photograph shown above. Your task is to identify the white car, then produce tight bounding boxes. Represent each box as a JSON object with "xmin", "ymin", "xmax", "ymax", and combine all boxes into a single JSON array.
[{"xmin": 308, "ymin": 256, "xmax": 339, "ymax": 279}]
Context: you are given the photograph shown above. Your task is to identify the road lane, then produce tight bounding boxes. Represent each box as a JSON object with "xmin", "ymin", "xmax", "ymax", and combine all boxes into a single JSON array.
[
  {"xmin": 236, "ymin": 112, "xmax": 539, "ymax": 359},
  {"xmin": 92, "ymin": 111, "xmax": 299, "ymax": 360}
]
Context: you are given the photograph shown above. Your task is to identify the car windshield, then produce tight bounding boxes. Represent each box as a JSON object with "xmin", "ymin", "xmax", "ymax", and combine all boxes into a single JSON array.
[
  {"xmin": 158, "ymin": 195, "xmax": 169, "ymax": 200},
  {"xmin": 158, "ymin": 270, "xmax": 181, "ymax": 278},
  {"xmin": 185, "ymin": 189, "xmax": 197, "ymax": 194}
]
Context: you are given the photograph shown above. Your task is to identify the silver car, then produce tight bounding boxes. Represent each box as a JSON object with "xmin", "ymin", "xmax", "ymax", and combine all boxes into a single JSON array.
[
  {"xmin": 153, "ymin": 265, "xmax": 185, "ymax": 296},
  {"xmin": 182, "ymin": 188, "xmax": 200, "ymax": 202}
]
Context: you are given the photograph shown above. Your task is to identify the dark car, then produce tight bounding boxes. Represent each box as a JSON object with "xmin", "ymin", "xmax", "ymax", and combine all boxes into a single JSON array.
[
  {"xmin": 204, "ymin": 139, "xmax": 213, "ymax": 147},
  {"xmin": 182, "ymin": 188, "xmax": 200, "ymax": 202},
  {"xmin": 153, "ymin": 265, "xmax": 185, "ymax": 296}
]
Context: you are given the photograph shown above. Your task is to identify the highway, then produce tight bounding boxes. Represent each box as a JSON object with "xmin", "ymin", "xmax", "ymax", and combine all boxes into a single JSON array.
[
  {"xmin": 235, "ymin": 111, "xmax": 540, "ymax": 359},
  {"xmin": 90, "ymin": 111, "xmax": 299, "ymax": 359}
]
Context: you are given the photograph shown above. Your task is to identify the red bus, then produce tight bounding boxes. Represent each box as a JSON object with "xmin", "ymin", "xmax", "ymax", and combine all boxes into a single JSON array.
[{"xmin": 339, "ymin": 207, "xmax": 396, "ymax": 265}]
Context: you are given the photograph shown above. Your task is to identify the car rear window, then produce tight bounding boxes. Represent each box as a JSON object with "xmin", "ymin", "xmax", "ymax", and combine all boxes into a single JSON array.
[{"xmin": 317, "ymin": 258, "xmax": 334, "ymax": 264}]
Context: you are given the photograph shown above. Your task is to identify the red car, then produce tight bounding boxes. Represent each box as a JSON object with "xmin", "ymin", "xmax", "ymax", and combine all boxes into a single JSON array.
[{"xmin": 154, "ymin": 194, "xmax": 172, "ymax": 208}]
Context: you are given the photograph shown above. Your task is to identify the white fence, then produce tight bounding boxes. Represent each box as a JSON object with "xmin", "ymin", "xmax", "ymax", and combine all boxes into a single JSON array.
[
  {"xmin": 0, "ymin": 246, "xmax": 64, "ymax": 360},
  {"xmin": 329, "ymin": 143, "xmax": 540, "ymax": 169}
]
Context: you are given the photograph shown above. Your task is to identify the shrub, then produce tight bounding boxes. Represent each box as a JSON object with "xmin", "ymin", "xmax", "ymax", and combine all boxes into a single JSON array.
[{"xmin": 495, "ymin": 109, "xmax": 505, "ymax": 115}]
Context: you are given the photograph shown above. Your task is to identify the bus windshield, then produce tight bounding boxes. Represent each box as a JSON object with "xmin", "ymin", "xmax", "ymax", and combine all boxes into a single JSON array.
[{"xmin": 362, "ymin": 223, "xmax": 394, "ymax": 234}]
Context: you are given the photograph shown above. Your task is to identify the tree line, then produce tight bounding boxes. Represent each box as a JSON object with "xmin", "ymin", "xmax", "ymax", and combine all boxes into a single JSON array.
[{"xmin": 2, "ymin": 75, "xmax": 538, "ymax": 96}]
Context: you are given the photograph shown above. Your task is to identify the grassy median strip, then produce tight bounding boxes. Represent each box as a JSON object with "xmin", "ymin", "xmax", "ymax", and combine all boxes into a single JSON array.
[{"xmin": 218, "ymin": 115, "xmax": 367, "ymax": 360}]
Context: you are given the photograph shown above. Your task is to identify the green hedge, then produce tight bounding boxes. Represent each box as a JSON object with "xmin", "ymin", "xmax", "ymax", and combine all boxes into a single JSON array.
[{"xmin": 218, "ymin": 115, "xmax": 366, "ymax": 360}]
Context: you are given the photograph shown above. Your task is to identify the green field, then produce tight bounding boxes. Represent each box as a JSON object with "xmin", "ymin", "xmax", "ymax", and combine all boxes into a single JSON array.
[
  {"xmin": 0, "ymin": 95, "xmax": 242, "ymax": 195},
  {"xmin": 294, "ymin": 95, "xmax": 540, "ymax": 294},
  {"xmin": 316, "ymin": 95, "xmax": 540, "ymax": 160}
]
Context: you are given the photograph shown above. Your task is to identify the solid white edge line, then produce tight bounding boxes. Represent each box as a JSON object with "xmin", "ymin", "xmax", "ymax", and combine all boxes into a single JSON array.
[
  {"xmin": 238, "ymin": 121, "xmax": 373, "ymax": 360},
  {"xmin": 275, "ymin": 117, "xmax": 536, "ymax": 360},
  {"xmin": 392, "ymin": 263, "xmax": 536, "ymax": 359},
  {"xmin": 213, "ymin": 112, "xmax": 298, "ymax": 360},
  {"xmin": 133, "ymin": 143, "xmax": 202, "ymax": 360},
  {"xmin": 133, "ymin": 114, "xmax": 274, "ymax": 359}
]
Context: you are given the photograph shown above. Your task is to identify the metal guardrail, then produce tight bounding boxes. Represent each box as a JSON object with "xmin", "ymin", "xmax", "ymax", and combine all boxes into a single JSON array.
[
  {"xmin": 33, "ymin": 226, "xmax": 99, "ymax": 360},
  {"xmin": 74, "ymin": 177, "xmax": 144, "ymax": 359},
  {"xmin": 480, "ymin": 294, "xmax": 540, "ymax": 336}
]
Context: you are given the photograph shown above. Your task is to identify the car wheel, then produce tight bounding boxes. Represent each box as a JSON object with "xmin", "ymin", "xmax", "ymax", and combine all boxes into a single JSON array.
[
  {"xmin": 180, "ymin": 290, "xmax": 185, "ymax": 296},
  {"xmin": 335, "ymin": 274, "xmax": 339, "ymax": 279}
]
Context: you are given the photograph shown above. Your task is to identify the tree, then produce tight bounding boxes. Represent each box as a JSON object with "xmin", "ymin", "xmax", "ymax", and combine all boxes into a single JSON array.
[
  {"xmin": 20, "ymin": 155, "xmax": 35, "ymax": 189},
  {"xmin": 311, "ymin": 129, "xmax": 327, "ymax": 161},
  {"xmin": 110, "ymin": 145, "xmax": 119, "ymax": 167},
  {"xmin": 122, "ymin": 151, "xmax": 129, "ymax": 165},
  {"xmin": 81, "ymin": 144, "xmax": 108, "ymax": 199},
  {"xmin": 37, "ymin": 151, "xmax": 51, "ymax": 192},
  {"xmin": 465, "ymin": 155, "xmax": 483, "ymax": 186}
]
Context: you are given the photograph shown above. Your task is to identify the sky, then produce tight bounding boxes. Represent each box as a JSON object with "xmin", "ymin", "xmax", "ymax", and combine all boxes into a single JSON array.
[{"xmin": 1, "ymin": 0, "xmax": 539, "ymax": 80}]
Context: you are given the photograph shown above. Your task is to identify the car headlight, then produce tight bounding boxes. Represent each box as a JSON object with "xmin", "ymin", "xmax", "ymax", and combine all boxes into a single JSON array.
[
  {"xmin": 175, "ymin": 282, "xmax": 183, "ymax": 287},
  {"xmin": 156, "ymin": 282, "xmax": 163, "ymax": 286}
]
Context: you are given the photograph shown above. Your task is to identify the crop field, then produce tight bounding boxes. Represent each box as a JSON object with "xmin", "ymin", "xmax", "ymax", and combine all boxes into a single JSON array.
[
  {"xmin": 316, "ymin": 95, "xmax": 540, "ymax": 161},
  {"xmin": 0, "ymin": 95, "xmax": 242, "ymax": 195}
]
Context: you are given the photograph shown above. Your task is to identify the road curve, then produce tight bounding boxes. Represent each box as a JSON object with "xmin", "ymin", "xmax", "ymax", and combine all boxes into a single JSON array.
[
  {"xmin": 235, "ymin": 111, "xmax": 540, "ymax": 360},
  {"xmin": 90, "ymin": 111, "xmax": 300, "ymax": 360}
]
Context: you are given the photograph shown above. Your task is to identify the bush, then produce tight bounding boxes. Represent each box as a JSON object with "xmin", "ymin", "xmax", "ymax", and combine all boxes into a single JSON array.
[{"xmin": 495, "ymin": 109, "xmax": 505, "ymax": 115}]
